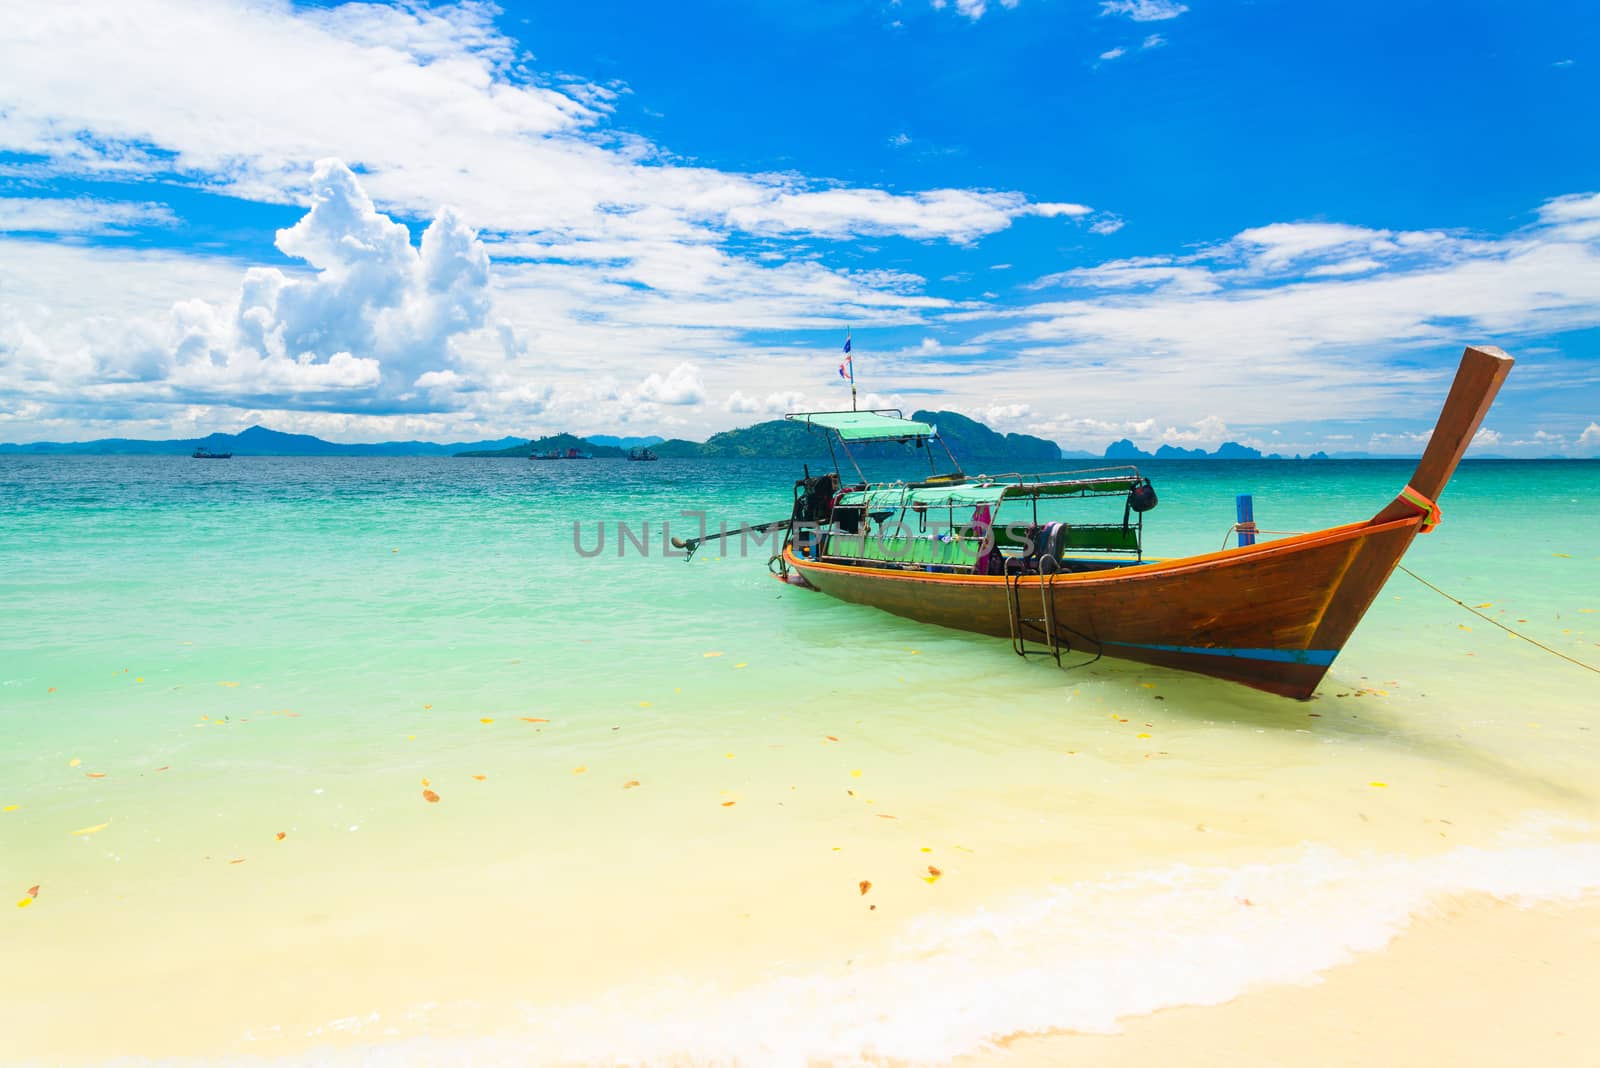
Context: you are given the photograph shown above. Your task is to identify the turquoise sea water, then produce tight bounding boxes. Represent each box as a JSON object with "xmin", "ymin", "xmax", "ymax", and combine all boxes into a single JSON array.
[{"xmin": 3, "ymin": 456, "xmax": 1599, "ymax": 1064}]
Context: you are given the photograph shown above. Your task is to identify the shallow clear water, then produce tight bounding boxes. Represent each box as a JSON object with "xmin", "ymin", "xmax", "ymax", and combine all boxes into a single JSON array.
[{"xmin": 3, "ymin": 456, "xmax": 1598, "ymax": 1064}]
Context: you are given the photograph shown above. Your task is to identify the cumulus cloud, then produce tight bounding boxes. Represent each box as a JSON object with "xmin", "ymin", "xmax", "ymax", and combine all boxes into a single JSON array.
[
  {"xmin": 638, "ymin": 362, "xmax": 705, "ymax": 405},
  {"xmin": 1100, "ymin": 47, "xmax": 1127, "ymax": 61},
  {"xmin": 0, "ymin": 159, "xmax": 494, "ymax": 412},
  {"xmin": 1577, "ymin": 422, "xmax": 1600, "ymax": 451}
]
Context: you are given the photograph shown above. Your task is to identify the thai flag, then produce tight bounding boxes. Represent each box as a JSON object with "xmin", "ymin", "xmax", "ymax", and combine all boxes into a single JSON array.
[
  {"xmin": 843, "ymin": 335, "xmax": 852, "ymax": 354},
  {"xmin": 838, "ymin": 355, "xmax": 852, "ymax": 379}
]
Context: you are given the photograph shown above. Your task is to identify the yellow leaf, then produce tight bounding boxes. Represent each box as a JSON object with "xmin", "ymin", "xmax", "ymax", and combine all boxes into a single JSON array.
[
  {"xmin": 573, "ymin": 766, "xmax": 587, "ymax": 775},
  {"xmin": 1474, "ymin": 602, "xmax": 1492, "ymax": 609},
  {"xmin": 850, "ymin": 769, "xmax": 862, "ymax": 777},
  {"xmin": 135, "ymin": 677, "xmax": 143, "ymax": 683},
  {"xmin": 68, "ymin": 758, "xmax": 81, "ymax": 767},
  {"xmin": 733, "ymin": 663, "xmax": 748, "ymax": 669},
  {"xmin": 721, "ymin": 801, "xmax": 736, "ymax": 807},
  {"xmin": 16, "ymin": 897, "xmax": 32, "ymax": 908},
  {"xmin": 421, "ymin": 777, "xmax": 430, "ymax": 787},
  {"xmin": 638, "ymin": 701, "xmax": 652, "ymax": 707},
  {"xmin": 480, "ymin": 717, "xmax": 495, "ymax": 724},
  {"xmin": 1369, "ymin": 781, "xmax": 1388, "ymax": 788},
  {"xmin": 2, "ymin": 805, "xmax": 18, "ymax": 813},
  {"xmin": 472, "ymin": 774, "xmax": 487, "ymax": 781},
  {"xmin": 422, "ymin": 789, "xmax": 440, "ymax": 803},
  {"xmin": 703, "ymin": 651, "xmax": 724, "ymax": 658},
  {"xmin": 275, "ymin": 831, "xmax": 287, "ymax": 841},
  {"xmin": 71, "ymin": 821, "xmax": 110, "ymax": 836},
  {"xmin": 1137, "ymin": 733, "xmax": 1151, "ymax": 739},
  {"xmin": 219, "ymin": 681, "xmax": 240, "ymax": 688}
]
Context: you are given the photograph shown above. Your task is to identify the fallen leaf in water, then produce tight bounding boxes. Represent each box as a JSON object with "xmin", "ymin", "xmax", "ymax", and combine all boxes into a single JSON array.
[
  {"xmin": 85, "ymin": 772, "xmax": 106, "ymax": 779},
  {"xmin": 1553, "ymin": 553, "xmax": 1571, "ymax": 558},
  {"xmin": 275, "ymin": 831, "xmax": 286, "ymax": 841},
  {"xmin": 858, "ymin": 880, "xmax": 872, "ymax": 896},
  {"xmin": 2, "ymin": 805, "xmax": 18, "ymax": 813},
  {"xmin": 638, "ymin": 701, "xmax": 652, "ymax": 708},
  {"xmin": 1475, "ymin": 602, "xmax": 1492, "ymax": 608},
  {"xmin": 471, "ymin": 774, "xmax": 487, "ymax": 781},
  {"xmin": 229, "ymin": 858, "xmax": 245, "ymax": 864},
  {"xmin": 422, "ymin": 789, "xmax": 440, "ymax": 803},
  {"xmin": 219, "ymin": 681, "xmax": 240, "ymax": 688},
  {"xmin": 920, "ymin": 847, "xmax": 932, "ymax": 853},
  {"xmin": 733, "ymin": 663, "xmax": 748, "ymax": 669},
  {"xmin": 25, "ymin": 885, "xmax": 39, "ymax": 899},
  {"xmin": 573, "ymin": 766, "xmax": 587, "ymax": 775},
  {"xmin": 420, "ymin": 777, "xmax": 430, "ymax": 787},
  {"xmin": 721, "ymin": 801, "xmax": 736, "ymax": 807},
  {"xmin": 623, "ymin": 780, "xmax": 640, "ymax": 789},
  {"xmin": 520, "ymin": 717, "xmax": 549, "ymax": 723},
  {"xmin": 1136, "ymin": 733, "xmax": 1150, "ymax": 739},
  {"xmin": 68, "ymin": 758, "xmax": 81, "ymax": 767},
  {"xmin": 703, "ymin": 651, "xmax": 724, "ymax": 658},
  {"xmin": 1369, "ymin": 781, "xmax": 1388, "ymax": 788},
  {"xmin": 825, "ymin": 735, "xmax": 839, "ymax": 742},
  {"xmin": 924, "ymin": 865, "xmax": 943, "ymax": 884},
  {"xmin": 71, "ymin": 821, "xmax": 110, "ymax": 836},
  {"xmin": 480, "ymin": 717, "xmax": 495, "ymax": 724},
  {"xmin": 47, "ymin": 687, "xmax": 56, "ymax": 693},
  {"xmin": 876, "ymin": 814, "xmax": 898, "ymax": 820},
  {"xmin": 135, "ymin": 677, "xmax": 143, "ymax": 683},
  {"xmin": 156, "ymin": 766, "xmax": 169, "ymax": 772},
  {"xmin": 850, "ymin": 769, "xmax": 862, "ymax": 778},
  {"xmin": 423, "ymin": 704, "xmax": 432, "ymax": 710}
]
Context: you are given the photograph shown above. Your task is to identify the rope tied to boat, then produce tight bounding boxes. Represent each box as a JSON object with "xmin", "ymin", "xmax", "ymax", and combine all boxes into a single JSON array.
[
  {"xmin": 1398, "ymin": 566, "xmax": 1600, "ymax": 677},
  {"xmin": 1399, "ymin": 484, "xmax": 1442, "ymax": 533}
]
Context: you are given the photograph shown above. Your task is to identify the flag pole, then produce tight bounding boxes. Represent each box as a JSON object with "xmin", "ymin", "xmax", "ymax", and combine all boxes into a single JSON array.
[{"xmin": 847, "ymin": 329, "xmax": 857, "ymax": 411}]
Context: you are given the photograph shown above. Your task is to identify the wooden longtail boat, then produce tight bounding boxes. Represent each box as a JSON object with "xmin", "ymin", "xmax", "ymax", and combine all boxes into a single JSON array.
[{"xmin": 759, "ymin": 346, "xmax": 1511, "ymax": 699}]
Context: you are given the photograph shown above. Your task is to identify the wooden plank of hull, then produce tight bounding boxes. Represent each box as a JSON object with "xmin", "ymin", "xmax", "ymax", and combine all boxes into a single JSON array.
[{"xmin": 785, "ymin": 514, "xmax": 1424, "ymax": 700}]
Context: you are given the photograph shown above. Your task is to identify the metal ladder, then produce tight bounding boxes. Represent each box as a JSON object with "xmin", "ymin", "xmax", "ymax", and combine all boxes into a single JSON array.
[{"xmin": 1004, "ymin": 565, "xmax": 1063, "ymax": 665}]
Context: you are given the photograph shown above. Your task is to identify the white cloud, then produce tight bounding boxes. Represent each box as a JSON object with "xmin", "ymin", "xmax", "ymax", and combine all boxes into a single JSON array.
[
  {"xmin": 1099, "ymin": 1, "xmax": 1188, "ymax": 22},
  {"xmin": 638, "ymin": 362, "xmax": 705, "ymax": 405},
  {"xmin": 1089, "ymin": 215, "xmax": 1126, "ymax": 235},
  {"xmin": 0, "ymin": 197, "xmax": 176, "ymax": 234},
  {"xmin": 0, "ymin": 159, "xmax": 491, "ymax": 412},
  {"xmin": 1306, "ymin": 257, "xmax": 1385, "ymax": 277},
  {"xmin": 1577, "ymin": 422, "xmax": 1600, "ymax": 452},
  {"xmin": 1100, "ymin": 47, "xmax": 1127, "ymax": 60},
  {"xmin": 1142, "ymin": 34, "xmax": 1167, "ymax": 48},
  {"xmin": 0, "ymin": 0, "xmax": 1085, "ymax": 247}
]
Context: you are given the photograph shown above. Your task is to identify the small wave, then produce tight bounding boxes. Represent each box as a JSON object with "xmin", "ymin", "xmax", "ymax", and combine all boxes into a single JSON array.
[{"xmin": 261, "ymin": 818, "xmax": 1600, "ymax": 1067}]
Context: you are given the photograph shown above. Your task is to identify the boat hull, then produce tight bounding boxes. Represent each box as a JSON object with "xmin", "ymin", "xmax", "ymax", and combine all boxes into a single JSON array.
[{"xmin": 783, "ymin": 514, "xmax": 1425, "ymax": 699}]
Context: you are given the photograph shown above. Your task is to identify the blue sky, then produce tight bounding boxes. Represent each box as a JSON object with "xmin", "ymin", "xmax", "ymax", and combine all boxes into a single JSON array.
[{"xmin": 1, "ymin": 0, "xmax": 1596, "ymax": 454}]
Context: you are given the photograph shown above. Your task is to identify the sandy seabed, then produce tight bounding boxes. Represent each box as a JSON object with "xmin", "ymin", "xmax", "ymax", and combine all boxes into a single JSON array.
[{"xmin": 964, "ymin": 892, "xmax": 1600, "ymax": 1068}]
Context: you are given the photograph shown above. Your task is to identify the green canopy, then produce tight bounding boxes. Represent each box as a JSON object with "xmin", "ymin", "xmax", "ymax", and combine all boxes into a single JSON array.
[
  {"xmin": 786, "ymin": 410, "xmax": 936, "ymax": 443},
  {"xmin": 835, "ymin": 474, "xmax": 1139, "ymax": 513}
]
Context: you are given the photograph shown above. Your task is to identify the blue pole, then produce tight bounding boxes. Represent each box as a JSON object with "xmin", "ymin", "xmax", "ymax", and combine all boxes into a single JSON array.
[{"xmin": 1235, "ymin": 494, "xmax": 1256, "ymax": 547}]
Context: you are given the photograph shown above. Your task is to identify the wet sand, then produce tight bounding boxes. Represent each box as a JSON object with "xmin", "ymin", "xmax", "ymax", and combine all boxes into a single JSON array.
[{"xmin": 968, "ymin": 892, "xmax": 1600, "ymax": 1068}]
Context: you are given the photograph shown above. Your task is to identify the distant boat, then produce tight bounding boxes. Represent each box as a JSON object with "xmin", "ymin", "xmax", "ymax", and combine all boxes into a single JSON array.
[
  {"xmin": 530, "ymin": 446, "xmax": 590, "ymax": 460},
  {"xmin": 627, "ymin": 447, "xmax": 659, "ymax": 462},
  {"xmin": 192, "ymin": 447, "xmax": 232, "ymax": 459}
]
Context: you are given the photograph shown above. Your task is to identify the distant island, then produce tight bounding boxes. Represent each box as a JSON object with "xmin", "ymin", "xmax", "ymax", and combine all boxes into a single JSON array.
[{"xmin": 4, "ymin": 417, "xmax": 1536, "ymax": 461}]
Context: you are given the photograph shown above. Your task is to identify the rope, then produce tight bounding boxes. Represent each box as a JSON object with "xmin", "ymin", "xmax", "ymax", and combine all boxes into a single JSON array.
[
  {"xmin": 1399, "ymin": 485, "xmax": 1442, "ymax": 532},
  {"xmin": 1218, "ymin": 525, "xmax": 1307, "ymax": 551},
  {"xmin": 1398, "ymin": 565, "xmax": 1600, "ymax": 676}
]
